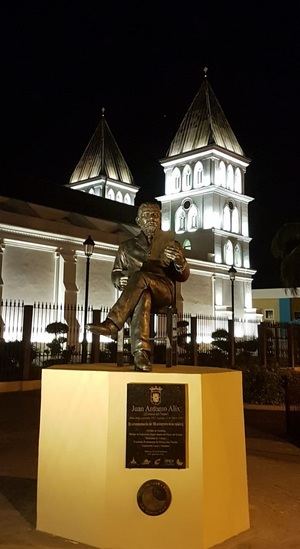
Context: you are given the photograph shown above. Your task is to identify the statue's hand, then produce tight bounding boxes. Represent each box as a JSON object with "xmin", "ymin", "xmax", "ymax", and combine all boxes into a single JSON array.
[
  {"xmin": 119, "ymin": 276, "xmax": 129, "ymax": 290},
  {"xmin": 161, "ymin": 244, "xmax": 175, "ymax": 266},
  {"xmin": 162, "ymin": 244, "xmax": 185, "ymax": 269}
]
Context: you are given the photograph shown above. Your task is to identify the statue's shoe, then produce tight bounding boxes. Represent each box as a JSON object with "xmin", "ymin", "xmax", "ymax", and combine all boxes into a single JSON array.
[
  {"xmin": 86, "ymin": 319, "xmax": 118, "ymax": 340},
  {"xmin": 134, "ymin": 350, "xmax": 152, "ymax": 372}
]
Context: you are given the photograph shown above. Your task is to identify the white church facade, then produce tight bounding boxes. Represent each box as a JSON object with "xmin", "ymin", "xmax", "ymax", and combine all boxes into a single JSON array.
[
  {"xmin": 157, "ymin": 76, "xmax": 256, "ymax": 323},
  {"xmin": 0, "ymin": 77, "xmax": 259, "ymax": 340}
]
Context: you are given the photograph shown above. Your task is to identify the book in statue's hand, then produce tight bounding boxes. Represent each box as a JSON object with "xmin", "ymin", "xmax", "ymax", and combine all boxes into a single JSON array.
[{"xmin": 149, "ymin": 229, "xmax": 175, "ymax": 262}]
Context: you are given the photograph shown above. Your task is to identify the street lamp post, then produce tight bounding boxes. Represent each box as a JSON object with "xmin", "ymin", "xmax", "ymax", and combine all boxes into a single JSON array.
[
  {"xmin": 82, "ymin": 235, "xmax": 95, "ymax": 363},
  {"xmin": 228, "ymin": 265, "xmax": 237, "ymax": 368}
]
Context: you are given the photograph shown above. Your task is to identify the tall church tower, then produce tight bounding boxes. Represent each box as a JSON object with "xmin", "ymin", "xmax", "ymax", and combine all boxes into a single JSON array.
[
  {"xmin": 67, "ymin": 109, "xmax": 139, "ymax": 206},
  {"xmin": 157, "ymin": 73, "xmax": 257, "ymax": 325}
]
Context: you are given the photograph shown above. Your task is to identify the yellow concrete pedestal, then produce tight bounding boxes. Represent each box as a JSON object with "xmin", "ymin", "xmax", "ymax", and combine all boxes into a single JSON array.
[{"xmin": 37, "ymin": 365, "xmax": 249, "ymax": 549}]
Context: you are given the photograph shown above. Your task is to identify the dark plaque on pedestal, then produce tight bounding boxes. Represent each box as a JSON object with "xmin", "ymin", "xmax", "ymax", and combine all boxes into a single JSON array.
[{"xmin": 126, "ymin": 383, "xmax": 186, "ymax": 469}]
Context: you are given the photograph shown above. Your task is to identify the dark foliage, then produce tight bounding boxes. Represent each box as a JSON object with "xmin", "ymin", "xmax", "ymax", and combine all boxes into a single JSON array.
[
  {"xmin": 271, "ymin": 223, "xmax": 300, "ymax": 295},
  {"xmin": 239, "ymin": 363, "xmax": 285, "ymax": 404},
  {"xmin": 45, "ymin": 322, "xmax": 69, "ymax": 335},
  {"xmin": 43, "ymin": 321, "xmax": 72, "ymax": 365}
]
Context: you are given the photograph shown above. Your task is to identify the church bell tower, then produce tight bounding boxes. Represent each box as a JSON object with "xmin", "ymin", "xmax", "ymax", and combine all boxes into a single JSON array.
[{"xmin": 157, "ymin": 71, "xmax": 256, "ymax": 323}]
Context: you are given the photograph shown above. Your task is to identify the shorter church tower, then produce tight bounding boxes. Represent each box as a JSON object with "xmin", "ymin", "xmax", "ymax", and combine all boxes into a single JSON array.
[
  {"xmin": 157, "ymin": 72, "xmax": 257, "ymax": 326},
  {"xmin": 67, "ymin": 109, "xmax": 139, "ymax": 206}
]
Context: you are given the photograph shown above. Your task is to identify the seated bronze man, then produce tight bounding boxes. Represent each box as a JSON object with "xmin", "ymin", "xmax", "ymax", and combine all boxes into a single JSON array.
[{"xmin": 87, "ymin": 202, "xmax": 190, "ymax": 371}]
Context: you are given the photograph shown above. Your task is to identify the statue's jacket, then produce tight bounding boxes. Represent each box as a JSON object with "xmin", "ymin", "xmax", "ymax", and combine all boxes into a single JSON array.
[{"xmin": 111, "ymin": 230, "xmax": 190, "ymax": 291}]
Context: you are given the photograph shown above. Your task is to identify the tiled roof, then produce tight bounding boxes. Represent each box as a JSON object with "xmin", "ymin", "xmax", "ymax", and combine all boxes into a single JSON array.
[
  {"xmin": 69, "ymin": 111, "xmax": 134, "ymax": 185},
  {"xmin": 167, "ymin": 78, "xmax": 244, "ymax": 158}
]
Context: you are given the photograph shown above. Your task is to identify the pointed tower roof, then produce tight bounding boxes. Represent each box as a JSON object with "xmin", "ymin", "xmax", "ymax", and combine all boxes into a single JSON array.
[
  {"xmin": 69, "ymin": 109, "xmax": 134, "ymax": 185},
  {"xmin": 167, "ymin": 76, "xmax": 244, "ymax": 158}
]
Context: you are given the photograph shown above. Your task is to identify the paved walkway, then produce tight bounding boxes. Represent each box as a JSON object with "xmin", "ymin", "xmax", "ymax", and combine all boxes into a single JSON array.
[{"xmin": 1, "ymin": 390, "xmax": 300, "ymax": 548}]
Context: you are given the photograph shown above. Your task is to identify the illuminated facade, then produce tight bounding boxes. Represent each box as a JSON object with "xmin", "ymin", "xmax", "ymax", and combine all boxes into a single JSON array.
[
  {"xmin": 0, "ymin": 192, "xmax": 134, "ymax": 311},
  {"xmin": 157, "ymin": 76, "xmax": 257, "ymax": 322},
  {"xmin": 68, "ymin": 109, "xmax": 139, "ymax": 205},
  {"xmin": 0, "ymin": 80, "xmax": 259, "ymax": 334}
]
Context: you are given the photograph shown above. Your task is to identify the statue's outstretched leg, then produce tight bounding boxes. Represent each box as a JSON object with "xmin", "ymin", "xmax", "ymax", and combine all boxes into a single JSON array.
[
  {"xmin": 86, "ymin": 318, "xmax": 118, "ymax": 339},
  {"xmin": 87, "ymin": 271, "xmax": 148, "ymax": 338},
  {"xmin": 86, "ymin": 271, "xmax": 173, "ymax": 371}
]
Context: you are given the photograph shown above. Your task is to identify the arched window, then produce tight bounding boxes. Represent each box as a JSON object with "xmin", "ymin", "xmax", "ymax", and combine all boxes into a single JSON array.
[
  {"xmin": 124, "ymin": 193, "xmax": 131, "ymax": 205},
  {"xmin": 223, "ymin": 205, "xmax": 231, "ymax": 231},
  {"xmin": 183, "ymin": 239, "xmax": 192, "ymax": 251},
  {"xmin": 194, "ymin": 161, "xmax": 203, "ymax": 188},
  {"xmin": 175, "ymin": 207, "xmax": 186, "ymax": 233},
  {"xmin": 234, "ymin": 243, "xmax": 242, "ymax": 267},
  {"xmin": 235, "ymin": 168, "xmax": 242, "ymax": 193},
  {"xmin": 89, "ymin": 188, "xmax": 95, "ymax": 194},
  {"xmin": 216, "ymin": 160, "xmax": 226, "ymax": 186},
  {"xmin": 224, "ymin": 240, "xmax": 234, "ymax": 265},
  {"xmin": 187, "ymin": 204, "xmax": 198, "ymax": 231},
  {"xmin": 172, "ymin": 167, "xmax": 181, "ymax": 192},
  {"xmin": 223, "ymin": 202, "xmax": 239, "ymax": 233},
  {"xmin": 116, "ymin": 191, "xmax": 123, "ymax": 203},
  {"xmin": 232, "ymin": 207, "xmax": 239, "ymax": 233},
  {"xmin": 107, "ymin": 188, "xmax": 115, "ymax": 201},
  {"xmin": 182, "ymin": 165, "xmax": 192, "ymax": 191},
  {"xmin": 227, "ymin": 164, "xmax": 234, "ymax": 190}
]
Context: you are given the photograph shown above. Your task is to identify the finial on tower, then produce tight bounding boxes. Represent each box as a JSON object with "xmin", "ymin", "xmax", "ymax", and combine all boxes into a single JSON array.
[
  {"xmin": 101, "ymin": 106, "xmax": 105, "ymax": 117},
  {"xmin": 203, "ymin": 66, "xmax": 208, "ymax": 78}
]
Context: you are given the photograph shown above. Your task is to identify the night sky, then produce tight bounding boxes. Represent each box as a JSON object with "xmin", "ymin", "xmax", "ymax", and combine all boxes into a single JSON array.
[{"xmin": 3, "ymin": 3, "xmax": 299, "ymax": 289}]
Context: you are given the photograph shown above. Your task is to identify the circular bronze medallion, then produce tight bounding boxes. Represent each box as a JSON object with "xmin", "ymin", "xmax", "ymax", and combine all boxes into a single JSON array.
[{"xmin": 137, "ymin": 479, "xmax": 172, "ymax": 516}]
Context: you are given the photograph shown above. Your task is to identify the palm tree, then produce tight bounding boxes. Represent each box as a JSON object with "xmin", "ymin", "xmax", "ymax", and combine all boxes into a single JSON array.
[{"xmin": 271, "ymin": 223, "xmax": 300, "ymax": 295}]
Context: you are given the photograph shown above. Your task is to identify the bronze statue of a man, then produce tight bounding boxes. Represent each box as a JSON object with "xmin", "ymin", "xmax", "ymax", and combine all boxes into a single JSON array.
[{"xmin": 87, "ymin": 202, "xmax": 190, "ymax": 371}]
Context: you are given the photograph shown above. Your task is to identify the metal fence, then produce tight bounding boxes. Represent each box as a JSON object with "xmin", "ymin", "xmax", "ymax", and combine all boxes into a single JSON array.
[
  {"xmin": 258, "ymin": 322, "xmax": 300, "ymax": 368},
  {"xmin": 2, "ymin": 299, "xmax": 300, "ymax": 441},
  {"xmin": 1, "ymin": 298, "xmax": 300, "ymax": 374},
  {"xmin": 0, "ymin": 300, "xmax": 258, "ymax": 342},
  {"xmin": 31, "ymin": 302, "xmax": 94, "ymax": 367},
  {"xmin": 0, "ymin": 300, "xmax": 261, "ymax": 376},
  {"xmin": 0, "ymin": 300, "xmax": 24, "ymax": 341}
]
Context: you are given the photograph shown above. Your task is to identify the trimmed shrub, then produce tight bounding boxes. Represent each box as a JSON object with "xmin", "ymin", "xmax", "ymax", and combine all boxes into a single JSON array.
[{"xmin": 240, "ymin": 363, "xmax": 285, "ymax": 404}]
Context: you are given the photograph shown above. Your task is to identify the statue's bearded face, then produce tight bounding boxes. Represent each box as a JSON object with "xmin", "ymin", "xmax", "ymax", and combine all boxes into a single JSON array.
[{"xmin": 137, "ymin": 205, "xmax": 161, "ymax": 238}]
